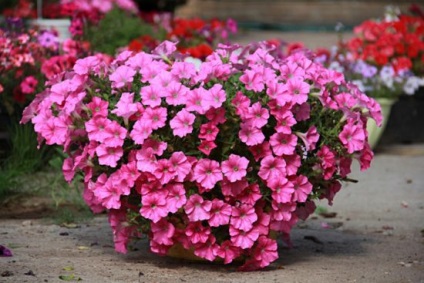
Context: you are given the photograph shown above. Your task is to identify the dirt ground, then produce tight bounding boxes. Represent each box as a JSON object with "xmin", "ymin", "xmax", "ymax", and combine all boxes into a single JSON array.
[{"xmin": 1, "ymin": 146, "xmax": 424, "ymax": 283}]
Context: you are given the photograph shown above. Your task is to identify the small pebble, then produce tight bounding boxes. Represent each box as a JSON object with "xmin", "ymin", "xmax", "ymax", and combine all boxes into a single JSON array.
[
  {"xmin": 59, "ymin": 232, "xmax": 69, "ymax": 236},
  {"xmin": 22, "ymin": 220, "xmax": 32, "ymax": 227},
  {"xmin": 24, "ymin": 270, "xmax": 35, "ymax": 276},
  {"xmin": 1, "ymin": 271, "xmax": 13, "ymax": 277}
]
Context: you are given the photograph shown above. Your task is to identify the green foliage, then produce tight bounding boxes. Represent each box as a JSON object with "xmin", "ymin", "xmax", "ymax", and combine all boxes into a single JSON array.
[
  {"xmin": 0, "ymin": 122, "xmax": 52, "ymax": 198},
  {"xmin": 82, "ymin": 7, "xmax": 165, "ymax": 55},
  {"xmin": 47, "ymin": 148, "xmax": 86, "ymax": 209}
]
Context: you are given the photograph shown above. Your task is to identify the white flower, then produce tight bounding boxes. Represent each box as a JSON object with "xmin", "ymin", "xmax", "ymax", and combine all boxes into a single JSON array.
[
  {"xmin": 184, "ymin": 57, "xmax": 202, "ymax": 71},
  {"xmin": 380, "ymin": 66, "xmax": 395, "ymax": 88},
  {"xmin": 352, "ymin": 80, "xmax": 367, "ymax": 92},
  {"xmin": 403, "ymin": 76, "xmax": 422, "ymax": 95},
  {"xmin": 329, "ymin": 61, "xmax": 344, "ymax": 73}
]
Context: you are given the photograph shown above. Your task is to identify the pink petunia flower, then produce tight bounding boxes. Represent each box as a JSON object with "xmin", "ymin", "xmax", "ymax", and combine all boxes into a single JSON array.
[
  {"xmin": 239, "ymin": 123, "xmax": 265, "ymax": 146},
  {"xmin": 268, "ymin": 177, "xmax": 294, "ymax": 203},
  {"xmin": 244, "ymin": 102, "xmax": 269, "ymax": 128},
  {"xmin": 230, "ymin": 204, "xmax": 258, "ymax": 232},
  {"xmin": 283, "ymin": 154, "xmax": 301, "ymax": 176},
  {"xmin": 111, "ymin": 92, "xmax": 138, "ymax": 124},
  {"xmin": 170, "ymin": 109, "xmax": 196, "ymax": 137},
  {"xmin": 239, "ymin": 69, "xmax": 264, "ymax": 92},
  {"xmin": 73, "ymin": 55, "xmax": 100, "ymax": 75},
  {"xmin": 87, "ymin": 97, "xmax": 109, "ymax": 118},
  {"xmin": 237, "ymin": 183, "xmax": 262, "ymax": 205},
  {"xmin": 205, "ymin": 84, "xmax": 226, "ymax": 109},
  {"xmin": 194, "ymin": 235, "xmax": 219, "ymax": 261},
  {"xmin": 184, "ymin": 194, "xmax": 212, "ymax": 222},
  {"xmin": 151, "ymin": 219, "xmax": 175, "ymax": 246},
  {"xmin": 109, "ymin": 209, "xmax": 139, "ymax": 254},
  {"xmin": 153, "ymin": 159, "xmax": 176, "ymax": 184},
  {"xmin": 96, "ymin": 144, "xmax": 123, "ymax": 168},
  {"xmin": 165, "ymin": 183, "xmax": 187, "ymax": 213},
  {"xmin": 295, "ymin": 200, "xmax": 316, "ymax": 221},
  {"xmin": 170, "ymin": 61, "xmax": 197, "ymax": 80},
  {"xmin": 221, "ymin": 178, "xmax": 249, "ymax": 197},
  {"xmin": 130, "ymin": 119, "xmax": 153, "ymax": 145},
  {"xmin": 139, "ymin": 192, "xmax": 169, "ymax": 223},
  {"xmin": 192, "ymin": 159, "xmax": 222, "ymax": 189},
  {"xmin": 296, "ymin": 126, "xmax": 320, "ymax": 151},
  {"xmin": 229, "ymin": 225, "xmax": 259, "ymax": 249},
  {"xmin": 252, "ymin": 236, "xmax": 278, "ymax": 268},
  {"xmin": 185, "ymin": 221, "xmax": 211, "ymax": 244},
  {"xmin": 20, "ymin": 76, "xmax": 38, "ymax": 94},
  {"xmin": 221, "ymin": 154, "xmax": 249, "ymax": 182},
  {"xmin": 85, "ymin": 117, "xmax": 110, "ymax": 142},
  {"xmin": 284, "ymin": 78, "xmax": 310, "ymax": 105},
  {"xmin": 317, "ymin": 145, "xmax": 337, "ymax": 180},
  {"xmin": 215, "ymin": 240, "xmax": 242, "ymax": 264},
  {"xmin": 103, "ymin": 121, "xmax": 127, "ymax": 147},
  {"xmin": 92, "ymin": 178, "xmax": 121, "ymax": 210},
  {"xmin": 198, "ymin": 122, "xmax": 219, "ymax": 141},
  {"xmin": 358, "ymin": 143, "xmax": 374, "ymax": 171},
  {"xmin": 140, "ymin": 84, "xmax": 162, "ymax": 107},
  {"xmin": 258, "ymin": 155, "xmax": 287, "ymax": 183},
  {"xmin": 205, "ymin": 107, "xmax": 226, "ymax": 125},
  {"xmin": 135, "ymin": 148, "xmax": 157, "ymax": 173},
  {"xmin": 142, "ymin": 138, "xmax": 167, "ymax": 156},
  {"xmin": 208, "ymin": 199, "xmax": 232, "ymax": 227},
  {"xmin": 290, "ymin": 175, "xmax": 313, "ymax": 203},
  {"xmin": 109, "ymin": 65, "xmax": 136, "ymax": 89},
  {"xmin": 142, "ymin": 107, "xmax": 167, "ymax": 130},
  {"xmin": 248, "ymin": 142, "xmax": 272, "ymax": 162},
  {"xmin": 164, "ymin": 81, "xmax": 189, "ymax": 106},
  {"xmin": 118, "ymin": 161, "xmax": 141, "ymax": 188},
  {"xmin": 185, "ymin": 87, "xmax": 211, "ymax": 114},
  {"xmin": 270, "ymin": 214, "xmax": 298, "ymax": 235},
  {"xmin": 169, "ymin": 152, "xmax": 192, "ymax": 182},
  {"xmin": 232, "ymin": 91, "xmax": 250, "ymax": 116},
  {"xmin": 275, "ymin": 111, "xmax": 297, "ymax": 134},
  {"xmin": 292, "ymin": 102, "xmax": 310, "ymax": 121},
  {"xmin": 271, "ymin": 201, "xmax": 297, "ymax": 221},
  {"xmin": 198, "ymin": 140, "xmax": 217, "ymax": 156},
  {"xmin": 339, "ymin": 120, "xmax": 365, "ymax": 154},
  {"xmin": 269, "ymin": 132, "xmax": 298, "ymax": 156},
  {"xmin": 150, "ymin": 239, "xmax": 171, "ymax": 255}
]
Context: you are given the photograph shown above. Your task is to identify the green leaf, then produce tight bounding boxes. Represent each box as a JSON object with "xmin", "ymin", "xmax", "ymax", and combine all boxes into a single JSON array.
[{"xmin": 59, "ymin": 274, "xmax": 82, "ymax": 281}]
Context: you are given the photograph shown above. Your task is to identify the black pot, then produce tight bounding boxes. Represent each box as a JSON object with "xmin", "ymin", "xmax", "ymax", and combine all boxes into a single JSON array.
[
  {"xmin": 134, "ymin": 0, "xmax": 188, "ymax": 13},
  {"xmin": 379, "ymin": 87, "xmax": 424, "ymax": 145}
]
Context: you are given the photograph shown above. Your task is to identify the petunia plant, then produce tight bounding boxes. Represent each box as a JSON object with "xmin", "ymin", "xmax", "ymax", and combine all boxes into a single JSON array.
[
  {"xmin": 0, "ymin": 17, "xmax": 82, "ymax": 119},
  {"xmin": 315, "ymin": 7, "xmax": 424, "ymax": 99},
  {"xmin": 22, "ymin": 41, "xmax": 381, "ymax": 270}
]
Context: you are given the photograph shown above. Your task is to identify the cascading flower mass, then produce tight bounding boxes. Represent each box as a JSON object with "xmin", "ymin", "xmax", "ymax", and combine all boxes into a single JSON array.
[{"xmin": 22, "ymin": 41, "xmax": 381, "ymax": 270}]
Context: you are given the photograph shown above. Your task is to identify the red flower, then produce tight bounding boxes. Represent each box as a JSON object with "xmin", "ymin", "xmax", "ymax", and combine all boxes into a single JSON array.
[
  {"xmin": 392, "ymin": 56, "xmax": 413, "ymax": 72},
  {"xmin": 346, "ymin": 13, "xmax": 424, "ymax": 74}
]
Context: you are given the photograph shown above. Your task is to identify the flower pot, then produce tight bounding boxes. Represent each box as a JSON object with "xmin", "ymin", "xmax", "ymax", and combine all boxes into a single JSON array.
[
  {"xmin": 366, "ymin": 98, "xmax": 396, "ymax": 149},
  {"xmin": 24, "ymin": 42, "xmax": 379, "ymax": 270},
  {"xmin": 378, "ymin": 89, "xmax": 424, "ymax": 145},
  {"xmin": 29, "ymin": 18, "xmax": 71, "ymax": 41}
]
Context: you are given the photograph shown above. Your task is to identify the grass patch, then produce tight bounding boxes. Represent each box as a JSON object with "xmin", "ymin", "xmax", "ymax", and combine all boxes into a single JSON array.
[
  {"xmin": 0, "ymin": 123, "xmax": 93, "ymax": 223},
  {"xmin": 0, "ymin": 122, "xmax": 53, "ymax": 198}
]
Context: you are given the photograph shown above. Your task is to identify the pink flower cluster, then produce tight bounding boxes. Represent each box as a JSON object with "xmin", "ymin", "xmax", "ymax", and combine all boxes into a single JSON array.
[
  {"xmin": 23, "ymin": 41, "xmax": 381, "ymax": 270},
  {"xmin": 0, "ymin": 18, "xmax": 97, "ymax": 118}
]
